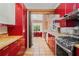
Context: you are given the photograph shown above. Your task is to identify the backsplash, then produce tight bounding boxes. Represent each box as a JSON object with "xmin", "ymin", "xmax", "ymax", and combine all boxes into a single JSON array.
[
  {"xmin": 0, "ymin": 24, "xmax": 7, "ymax": 34},
  {"xmin": 60, "ymin": 27, "xmax": 74, "ymax": 34},
  {"xmin": 60, "ymin": 27, "xmax": 79, "ymax": 35}
]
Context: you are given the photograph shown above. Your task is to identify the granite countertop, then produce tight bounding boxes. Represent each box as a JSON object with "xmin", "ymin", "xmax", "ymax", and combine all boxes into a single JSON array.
[
  {"xmin": 48, "ymin": 31, "xmax": 70, "ymax": 38},
  {"xmin": 48, "ymin": 31, "xmax": 79, "ymax": 48},
  {"xmin": 74, "ymin": 44, "xmax": 79, "ymax": 48},
  {"xmin": 0, "ymin": 36, "xmax": 22, "ymax": 50}
]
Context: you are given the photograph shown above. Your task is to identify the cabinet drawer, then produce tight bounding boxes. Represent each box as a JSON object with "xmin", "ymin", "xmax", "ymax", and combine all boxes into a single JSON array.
[
  {"xmin": 0, "ymin": 46, "xmax": 9, "ymax": 56},
  {"xmin": 8, "ymin": 43, "xmax": 21, "ymax": 56},
  {"xmin": 8, "ymin": 40, "xmax": 22, "ymax": 56}
]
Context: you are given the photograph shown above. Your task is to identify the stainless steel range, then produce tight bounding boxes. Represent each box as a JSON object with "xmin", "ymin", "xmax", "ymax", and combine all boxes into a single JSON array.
[{"xmin": 56, "ymin": 36, "xmax": 79, "ymax": 56}]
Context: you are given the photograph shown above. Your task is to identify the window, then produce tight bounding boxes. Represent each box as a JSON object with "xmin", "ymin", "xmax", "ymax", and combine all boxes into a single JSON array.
[{"xmin": 33, "ymin": 25, "xmax": 40, "ymax": 31}]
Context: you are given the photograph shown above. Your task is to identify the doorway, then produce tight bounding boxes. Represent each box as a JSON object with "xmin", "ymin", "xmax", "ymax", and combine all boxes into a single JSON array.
[
  {"xmin": 28, "ymin": 12, "xmax": 44, "ymax": 48},
  {"xmin": 24, "ymin": 11, "xmax": 54, "ymax": 56},
  {"xmin": 31, "ymin": 13, "xmax": 43, "ymax": 46}
]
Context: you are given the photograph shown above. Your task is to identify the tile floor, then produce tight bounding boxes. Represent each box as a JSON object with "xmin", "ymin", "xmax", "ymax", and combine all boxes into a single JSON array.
[{"xmin": 24, "ymin": 37, "xmax": 54, "ymax": 56}]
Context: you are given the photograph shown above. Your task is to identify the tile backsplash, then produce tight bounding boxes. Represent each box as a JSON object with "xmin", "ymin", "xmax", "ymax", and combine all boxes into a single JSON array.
[
  {"xmin": 0, "ymin": 24, "xmax": 7, "ymax": 34},
  {"xmin": 60, "ymin": 27, "xmax": 79, "ymax": 35}
]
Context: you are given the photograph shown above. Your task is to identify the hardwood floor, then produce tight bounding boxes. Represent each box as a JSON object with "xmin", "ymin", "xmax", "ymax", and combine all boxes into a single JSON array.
[{"xmin": 24, "ymin": 37, "xmax": 54, "ymax": 56}]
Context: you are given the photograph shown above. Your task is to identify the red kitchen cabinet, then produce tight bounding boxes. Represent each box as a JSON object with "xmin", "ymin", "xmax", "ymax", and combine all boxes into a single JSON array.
[
  {"xmin": 0, "ymin": 42, "xmax": 19, "ymax": 56},
  {"xmin": 66, "ymin": 20, "xmax": 75, "ymax": 27},
  {"xmin": 76, "ymin": 3, "xmax": 79, "ymax": 8},
  {"xmin": 0, "ymin": 46, "xmax": 9, "ymax": 56},
  {"xmin": 8, "ymin": 3, "xmax": 27, "ymax": 36},
  {"xmin": 8, "ymin": 4, "xmax": 23, "ymax": 35},
  {"xmin": 7, "ymin": 3, "xmax": 27, "ymax": 48},
  {"xmin": 66, "ymin": 3, "xmax": 75, "ymax": 14},
  {"xmin": 55, "ymin": 3, "xmax": 76, "ymax": 17},
  {"xmin": 73, "ymin": 46, "xmax": 79, "ymax": 56},
  {"xmin": 75, "ymin": 48, "xmax": 79, "ymax": 56},
  {"xmin": 59, "ymin": 20, "xmax": 66, "ymax": 27},
  {"xmin": 38, "ymin": 32, "xmax": 42, "ymax": 37},
  {"xmin": 34, "ymin": 32, "xmax": 42, "ymax": 37},
  {"xmin": 8, "ymin": 43, "xmax": 21, "ymax": 56},
  {"xmin": 48, "ymin": 33, "xmax": 56, "ymax": 55},
  {"xmin": 8, "ymin": 37, "xmax": 25, "ymax": 56},
  {"xmin": 7, "ymin": 3, "xmax": 27, "ymax": 49},
  {"xmin": 59, "ymin": 20, "xmax": 75, "ymax": 27},
  {"xmin": 0, "ymin": 37, "xmax": 25, "ymax": 56},
  {"xmin": 16, "ymin": 37, "xmax": 26, "ymax": 56},
  {"xmin": 7, "ymin": 41, "xmax": 20, "ymax": 56},
  {"xmin": 73, "ymin": 47, "xmax": 79, "ymax": 56},
  {"xmin": 55, "ymin": 3, "xmax": 65, "ymax": 17}
]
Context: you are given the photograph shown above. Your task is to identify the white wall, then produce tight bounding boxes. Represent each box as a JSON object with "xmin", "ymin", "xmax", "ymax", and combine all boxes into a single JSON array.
[{"xmin": 31, "ymin": 14, "xmax": 43, "ymax": 21}]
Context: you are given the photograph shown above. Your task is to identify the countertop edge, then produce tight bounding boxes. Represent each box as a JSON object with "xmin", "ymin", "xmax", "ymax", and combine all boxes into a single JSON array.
[{"xmin": 0, "ymin": 36, "xmax": 23, "ymax": 50}]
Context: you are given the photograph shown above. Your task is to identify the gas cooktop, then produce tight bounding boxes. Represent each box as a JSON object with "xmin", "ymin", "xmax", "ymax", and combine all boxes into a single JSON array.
[{"xmin": 57, "ymin": 36, "xmax": 79, "ymax": 51}]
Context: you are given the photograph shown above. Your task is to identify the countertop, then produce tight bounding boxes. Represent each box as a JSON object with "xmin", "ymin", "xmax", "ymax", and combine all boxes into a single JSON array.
[
  {"xmin": 0, "ymin": 36, "xmax": 22, "ymax": 50},
  {"xmin": 48, "ymin": 31, "xmax": 71, "ymax": 38},
  {"xmin": 48, "ymin": 31, "xmax": 79, "ymax": 48},
  {"xmin": 74, "ymin": 44, "xmax": 79, "ymax": 48}
]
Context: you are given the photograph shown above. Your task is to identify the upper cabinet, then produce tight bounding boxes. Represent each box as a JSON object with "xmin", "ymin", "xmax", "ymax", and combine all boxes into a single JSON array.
[
  {"xmin": 55, "ymin": 3, "xmax": 65, "ymax": 17},
  {"xmin": 59, "ymin": 20, "xmax": 76, "ymax": 27},
  {"xmin": 76, "ymin": 3, "xmax": 79, "ymax": 8},
  {"xmin": 55, "ymin": 3, "xmax": 79, "ymax": 27},
  {"xmin": 55, "ymin": 3, "xmax": 78, "ymax": 17},
  {"xmin": 66, "ymin": 3, "xmax": 75, "ymax": 14},
  {"xmin": 0, "ymin": 3, "xmax": 15, "ymax": 25},
  {"xmin": 8, "ymin": 3, "xmax": 27, "ymax": 36}
]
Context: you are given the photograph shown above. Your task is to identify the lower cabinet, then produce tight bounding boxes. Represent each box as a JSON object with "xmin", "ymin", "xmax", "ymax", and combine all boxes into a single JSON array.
[
  {"xmin": 8, "ymin": 41, "xmax": 21, "ymax": 56},
  {"xmin": 48, "ymin": 33, "xmax": 56, "ymax": 55},
  {"xmin": 73, "ymin": 46, "xmax": 79, "ymax": 56},
  {"xmin": 0, "ymin": 37, "xmax": 25, "ymax": 56},
  {"xmin": 0, "ymin": 46, "xmax": 9, "ymax": 56},
  {"xmin": 34, "ymin": 32, "xmax": 42, "ymax": 37}
]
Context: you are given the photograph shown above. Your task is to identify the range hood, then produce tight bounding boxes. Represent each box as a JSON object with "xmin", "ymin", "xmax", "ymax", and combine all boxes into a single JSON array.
[{"xmin": 64, "ymin": 9, "xmax": 79, "ymax": 20}]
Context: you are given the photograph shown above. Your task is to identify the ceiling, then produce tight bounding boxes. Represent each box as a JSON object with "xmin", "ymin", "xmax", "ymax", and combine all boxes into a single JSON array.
[{"xmin": 24, "ymin": 3, "xmax": 60, "ymax": 9}]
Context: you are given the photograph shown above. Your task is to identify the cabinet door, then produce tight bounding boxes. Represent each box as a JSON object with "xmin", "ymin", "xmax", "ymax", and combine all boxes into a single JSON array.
[
  {"xmin": 60, "ymin": 20, "xmax": 75, "ymax": 27},
  {"xmin": 8, "ymin": 3, "xmax": 24, "ymax": 36},
  {"xmin": 0, "ymin": 3, "xmax": 15, "ymax": 25},
  {"xmin": 8, "ymin": 38, "xmax": 25, "ymax": 56},
  {"xmin": 76, "ymin": 3, "xmax": 79, "ymax": 8},
  {"xmin": 66, "ymin": 20, "xmax": 75, "ymax": 27},
  {"xmin": 51, "ymin": 37, "xmax": 56, "ymax": 55},
  {"xmin": 55, "ymin": 3, "xmax": 65, "ymax": 17},
  {"xmin": 0, "ymin": 46, "xmax": 9, "ymax": 56},
  {"xmin": 59, "ymin": 20, "xmax": 66, "ymax": 27},
  {"xmin": 66, "ymin": 3, "xmax": 75, "ymax": 14},
  {"xmin": 0, "ymin": 44, "xmax": 17, "ymax": 56},
  {"xmin": 7, "ymin": 41, "xmax": 21, "ymax": 56},
  {"xmin": 73, "ymin": 47, "xmax": 79, "ymax": 56},
  {"xmin": 48, "ymin": 35, "xmax": 56, "ymax": 55},
  {"xmin": 0, "ymin": 38, "xmax": 25, "ymax": 56},
  {"xmin": 16, "ymin": 38, "xmax": 26, "ymax": 56}
]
